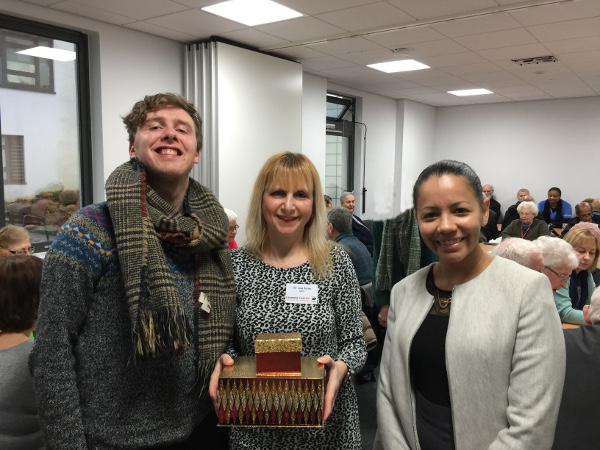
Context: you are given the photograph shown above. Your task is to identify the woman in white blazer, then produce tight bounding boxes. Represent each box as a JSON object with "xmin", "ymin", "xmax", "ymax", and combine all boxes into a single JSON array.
[{"xmin": 374, "ymin": 160, "xmax": 565, "ymax": 450}]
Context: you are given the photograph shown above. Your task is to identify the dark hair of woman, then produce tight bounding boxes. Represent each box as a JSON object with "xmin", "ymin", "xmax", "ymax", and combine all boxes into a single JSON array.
[
  {"xmin": 412, "ymin": 159, "xmax": 484, "ymax": 207},
  {"xmin": 0, "ymin": 255, "xmax": 43, "ymax": 333},
  {"xmin": 548, "ymin": 187, "xmax": 562, "ymax": 196}
]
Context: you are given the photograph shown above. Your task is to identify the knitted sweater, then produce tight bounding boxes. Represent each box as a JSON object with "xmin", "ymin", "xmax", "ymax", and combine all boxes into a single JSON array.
[{"xmin": 30, "ymin": 203, "xmax": 229, "ymax": 449}]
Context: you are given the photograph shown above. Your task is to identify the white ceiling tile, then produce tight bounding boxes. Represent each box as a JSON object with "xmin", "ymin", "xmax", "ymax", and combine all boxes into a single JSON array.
[
  {"xmin": 418, "ymin": 52, "xmax": 488, "ymax": 69},
  {"xmin": 147, "ymin": 9, "xmax": 243, "ymax": 37},
  {"xmin": 300, "ymin": 56, "xmax": 355, "ymax": 71},
  {"xmin": 544, "ymin": 35, "xmax": 600, "ymax": 55},
  {"xmin": 405, "ymin": 39, "xmax": 468, "ymax": 58},
  {"xmin": 255, "ymin": 17, "xmax": 346, "ymax": 42},
  {"xmin": 527, "ymin": 16, "xmax": 600, "ymax": 43},
  {"xmin": 509, "ymin": 0, "xmax": 600, "ymax": 26},
  {"xmin": 557, "ymin": 50, "xmax": 600, "ymax": 65},
  {"xmin": 387, "ymin": 0, "xmax": 498, "ymax": 21},
  {"xmin": 460, "ymin": 70, "xmax": 522, "ymax": 84},
  {"xmin": 442, "ymin": 61, "xmax": 502, "ymax": 76},
  {"xmin": 277, "ymin": 0, "xmax": 381, "ymax": 16},
  {"xmin": 362, "ymin": 26, "xmax": 446, "ymax": 48},
  {"xmin": 316, "ymin": 2, "xmax": 415, "ymax": 32},
  {"xmin": 502, "ymin": 90, "xmax": 554, "ymax": 100},
  {"xmin": 476, "ymin": 78, "xmax": 532, "ymax": 89},
  {"xmin": 413, "ymin": 74, "xmax": 469, "ymax": 87},
  {"xmin": 320, "ymin": 65, "xmax": 379, "ymax": 78},
  {"xmin": 396, "ymin": 67, "xmax": 454, "ymax": 81},
  {"xmin": 476, "ymin": 43, "xmax": 552, "ymax": 62},
  {"xmin": 125, "ymin": 21, "xmax": 195, "ymax": 42},
  {"xmin": 431, "ymin": 12, "xmax": 521, "ymax": 38},
  {"xmin": 541, "ymin": 87, "xmax": 597, "ymax": 98},
  {"xmin": 373, "ymin": 79, "xmax": 423, "ymax": 90},
  {"xmin": 70, "ymin": 0, "xmax": 189, "ymax": 20},
  {"xmin": 455, "ymin": 28, "xmax": 537, "ymax": 51},
  {"xmin": 51, "ymin": 1, "xmax": 135, "ymax": 25},
  {"xmin": 409, "ymin": 92, "xmax": 476, "ymax": 106},
  {"xmin": 344, "ymin": 72, "xmax": 409, "ymax": 85},
  {"xmin": 394, "ymin": 86, "xmax": 441, "ymax": 95},
  {"xmin": 467, "ymin": 94, "xmax": 512, "ymax": 104},
  {"xmin": 306, "ymin": 37, "xmax": 381, "ymax": 55},
  {"xmin": 336, "ymin": 48, "xmax": 399, "ymax": 65},
  {"xmin": 274, "ymin": 46, "xmax": 327, "ymax": 60},
  {"xmin": 218, "ymin": 29, "xmax": 289, "ymax": 49}
]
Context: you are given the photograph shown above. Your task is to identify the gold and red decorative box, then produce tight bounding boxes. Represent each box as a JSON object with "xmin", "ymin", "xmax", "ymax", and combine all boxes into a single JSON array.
[{"xmin": 217, "ymin": 333, "xmax": 325, "ymax": 427}]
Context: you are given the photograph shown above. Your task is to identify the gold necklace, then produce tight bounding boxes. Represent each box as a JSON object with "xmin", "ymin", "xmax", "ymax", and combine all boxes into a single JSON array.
[{"xmin": 434, "ymin": 253, "xmax": 486, "ymax": 309}]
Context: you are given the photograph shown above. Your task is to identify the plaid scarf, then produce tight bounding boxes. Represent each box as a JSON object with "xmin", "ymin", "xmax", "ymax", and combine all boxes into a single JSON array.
[
  {"xmin": 375, "ymin": 209, "xmax": 421, "ymax": 291},
  {"xmin": 106, "ymin": 159, "xmax": 235, "ymax": 396}
]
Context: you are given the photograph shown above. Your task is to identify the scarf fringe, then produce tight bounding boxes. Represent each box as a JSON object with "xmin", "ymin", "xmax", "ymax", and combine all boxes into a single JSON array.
[{"xmin": 136, "ymin": 308, "xmax": 193, "ymax": 358}]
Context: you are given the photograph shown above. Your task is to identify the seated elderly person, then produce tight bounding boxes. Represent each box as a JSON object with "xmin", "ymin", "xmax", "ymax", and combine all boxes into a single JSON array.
[
  {"xmin": 501, "ymin": 201, "xmax": 550, "ymax": 241},
  {"xmin": 553, "ymin": 288, "xmax": 600, "ymax": 449},
  {"xmin": 501, "ymin": 193, "xmax": 544, "ymax": 231},
  {"xmin": 553, "ymin": 224, "xmax": 600, "ymax": 325},
  {"xmin": 223, "ymin": 208, "xmax": 239, "ymax": 250},
  {"xmin": 491, "ymin": 237, "xmax": 544, "ymax": 271},
  {"xmin": 0, "ymin": 225, "xmax": 33, "ymax": 255},
  {"xmin": 533, "ymin": 236, "xmax": 579, "ymax": 294},
  {"xmin": 0, "ymin": 255, "xmax": 44, "ymax": 449},
  {"xmin": 561, "ymin": 201, "xmax": 600, "ymax": 237},
  {"xmin": 327, "ymin": 206, "xmax": 372, "ymax": 286}
]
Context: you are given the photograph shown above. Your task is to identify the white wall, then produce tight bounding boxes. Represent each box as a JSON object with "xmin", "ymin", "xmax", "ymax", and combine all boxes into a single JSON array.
[
  {"xmin": 399, "ymin": 100, "xmax": 437, "ymax": 212},
  {"xmin": 302, "ymin": 73, "xmax": 327, "ymax": 184},
  {"xmin": 216, "ymin": 43, "xmax": 303, "ymax": 244},
  {"xmin": 327, "ymin": 82, "xmax": 397, "ymax": 220},
  {"xmin": 2, "ymin": 0, "xmax": 184, "ymax": 203},
  {"xmin": 434, "ymin": 97, "xmax": 600, "ymax": 212}
]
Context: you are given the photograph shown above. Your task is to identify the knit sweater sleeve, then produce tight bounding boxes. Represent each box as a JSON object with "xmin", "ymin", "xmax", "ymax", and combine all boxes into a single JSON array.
[
  {"xmin": 30, "ymin": 206, "xmax": 115, "ymax": 449},
  {"xmin": 553, "ymin": 282, "xmax": 585, "ymax": 325}
]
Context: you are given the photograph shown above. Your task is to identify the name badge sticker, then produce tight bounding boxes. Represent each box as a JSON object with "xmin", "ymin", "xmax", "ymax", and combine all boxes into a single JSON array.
[{"xmin": 285, "ymin": 284, "xmax": 318, "ymax": 305}]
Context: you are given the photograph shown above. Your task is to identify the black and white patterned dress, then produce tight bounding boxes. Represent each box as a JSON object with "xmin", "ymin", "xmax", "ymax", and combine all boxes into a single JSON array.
[{"xmin": 229, "ymin": 246, "xmax": 366, "ymax": 450}]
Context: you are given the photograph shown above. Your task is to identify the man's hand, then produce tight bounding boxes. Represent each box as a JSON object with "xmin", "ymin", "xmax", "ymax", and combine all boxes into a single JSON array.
[
  {"xmin": 378, "ymin": 304, "xmax": 389, "ymax": 327},
  {"xmin": 209, "ymin": 354, "xmax": 234, "ymax": 411}
]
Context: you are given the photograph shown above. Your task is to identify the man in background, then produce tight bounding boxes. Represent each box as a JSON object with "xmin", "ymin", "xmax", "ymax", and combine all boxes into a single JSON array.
[
  {"xmin": 340, "ymin": 191, "xmax": 373, "ymax": 255},
  {"xmin": 561, "ymin": 201, "xmax": 600, "ymax": 237},
  {"xmin": 483, "ymin": 184, "xmax": 502, "ymax": 219}
]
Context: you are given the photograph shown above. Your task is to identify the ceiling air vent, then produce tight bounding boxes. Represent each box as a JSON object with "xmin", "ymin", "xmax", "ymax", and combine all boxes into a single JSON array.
[{"xmin": 512, "ymin": 56, "xmax": 558, "ymax": 66}]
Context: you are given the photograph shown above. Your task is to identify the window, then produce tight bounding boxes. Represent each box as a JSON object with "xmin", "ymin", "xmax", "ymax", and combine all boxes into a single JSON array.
[
  {"xmin": 2, "ymin": 134, "xmax": 25, "ymax": 184},
  {"xmin": 0, "ymin": 29, "xmax": 54, "ymax": 93},
  {"xmin": 325, "ymin": 93, "xmax": 355, "ymax": 206},
  {"xmin": 0, "ymin": 14, "xmax": 92, "ymax": 252}
]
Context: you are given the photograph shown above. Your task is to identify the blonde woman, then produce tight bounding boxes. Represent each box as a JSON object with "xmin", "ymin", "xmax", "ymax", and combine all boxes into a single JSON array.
[
  {"xmin": 210, "ymin": 152, "xmax": 366, "ymax": 449},
  {"xmin": 553, "ymin": 223, "xmax": 600, "ymax": 325}
]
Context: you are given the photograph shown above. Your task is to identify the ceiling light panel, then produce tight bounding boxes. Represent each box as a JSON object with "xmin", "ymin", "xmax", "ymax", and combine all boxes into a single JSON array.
[
  {"xmin": 16, "ymin": 46, "xmax": 76, "ymax": 62},
  {"xmin": 367, "ymin": 60, "xmax": 430, "ymax": 73},
  {"xmin": 448, "ymin": 88, "xmax": 493, "ymax": 96},
  {"xmin": 203, "ymin": 0, "xmax": 302, "ymax": 26}
]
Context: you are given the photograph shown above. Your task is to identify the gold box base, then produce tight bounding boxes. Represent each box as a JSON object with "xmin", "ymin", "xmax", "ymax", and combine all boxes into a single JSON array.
[{"xmin": 217, "ymin": 356, "xmax": 325, "ymax": 427}]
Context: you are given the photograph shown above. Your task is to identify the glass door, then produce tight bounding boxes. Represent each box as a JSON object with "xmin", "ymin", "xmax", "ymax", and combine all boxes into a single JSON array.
[{"xmin": 0, "ymin": 14, "xmax": 91, "ymax": 253}]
